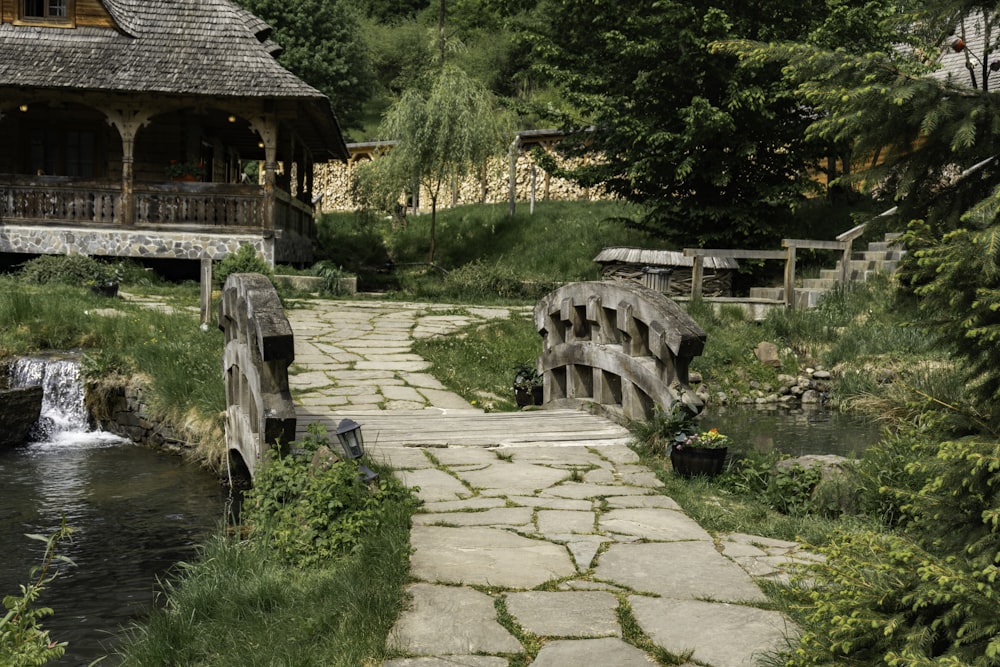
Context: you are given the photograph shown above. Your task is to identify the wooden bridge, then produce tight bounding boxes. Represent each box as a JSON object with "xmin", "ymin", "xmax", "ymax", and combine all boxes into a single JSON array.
[{"xmin": 219, "ymin": 278, "xmax": 706, "ymax": 478}]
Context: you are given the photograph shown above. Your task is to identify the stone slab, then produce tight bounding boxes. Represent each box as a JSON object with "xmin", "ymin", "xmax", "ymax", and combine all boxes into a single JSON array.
[
  {"xmin": 410, "ymin": 526, "xmax": 576, "ymax": 588},
  {"xmin": 383, "ymin": 657, "xmax": 508, "ymax": 667},
  {"xmin": 413, "ymin": 507, "xmax": 534, "ymax": 527},
  {"xmin": 536, "ymin": 510, "xmax": 596, "ymax": 536},
  {"xmin": 603, "ymin": 495, "xmax": 682, "ymax": 511},
  {"xmin": 594, "ymin": 541, "xmax": 767, "ymax": 602},
  {"xmin": 629, "ymin": 597, "xmax": 796, "ymax": 667},
  {"xmin": 598, "ymin": 508, "xmax": 712, "ymax": 542},
  {"xmin": 432, "ymin": 448, "xmax": 507, "ymax": 466},
  {"xmin": 372, "ymin": 447, "xmax": 433, "ymax": 469},
  {"xmin": 508, "ymin": 496, "xmax": 594, "ymax": 511},
  {"xmin": 505, "ymin": 591, "xmax": 620, "ymax": 638},
  {"xmin": 421, "ymin": 497, "xmax": 509, "ymax": 513},
  {"xmin": 395, "ymin": 469, "xmax": 471, "ymax": 503},
  {"xmin": 528, "ymin": 638, "xmax": 654, "ymax": 667},
  {"xmin": 454, "ymin": 462, "xmax": 570, "ymax": 494},
  {"xmin": 388, "ymin": 583, "xmax": 521, "ymax": 656},
  {"xmin": 540, "ymin": 483, "xmax": 654, "ymax": 500}
]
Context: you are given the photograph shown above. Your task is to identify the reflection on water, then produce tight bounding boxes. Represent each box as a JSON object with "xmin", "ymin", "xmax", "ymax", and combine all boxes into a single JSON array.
[
  {"xmin": 701, "ymin": 405, "xmax": 882, "ymax": 458},
  {"xmin": 0, "ymin": 429, "xmax": 225, "ymax": 666}
]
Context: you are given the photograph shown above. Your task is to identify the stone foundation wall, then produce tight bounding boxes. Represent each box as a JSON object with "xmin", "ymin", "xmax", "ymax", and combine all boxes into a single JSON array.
[{"xmin": 0, "ymin": 225, "xmax": 275, "ymax": 264}]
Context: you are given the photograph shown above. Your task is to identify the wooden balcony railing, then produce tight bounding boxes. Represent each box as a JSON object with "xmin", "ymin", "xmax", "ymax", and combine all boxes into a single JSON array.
[
  {"xmin": 0, "ymin": 175, "xmax": 314, "ymax": 236},
  {"xmin": 0, "ymin": 176, "xmax": 119, "ymax": 224},
  {"xmin": 135, "ymin": 182, "xmax": 265, "ymax": 228}
]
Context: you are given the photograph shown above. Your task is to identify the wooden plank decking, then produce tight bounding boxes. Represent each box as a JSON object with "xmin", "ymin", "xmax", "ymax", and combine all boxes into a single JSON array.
[{"xmin": 295, "ymin": 408, "xmax": 631, "ymax": 449}]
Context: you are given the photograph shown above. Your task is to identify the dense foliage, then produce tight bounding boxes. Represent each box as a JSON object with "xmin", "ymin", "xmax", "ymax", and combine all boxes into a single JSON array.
[
  {"xmin": 726, "ymin": 2, "xmax": 1000, "ymax": 420},
  {"xmin": 241, "ymin": 425, "xmax": 416, "ymax": 568},
  {"xmin": 528, "ymin": 0, "xmax": 834, "ymax": 248},
  {"xmin": 235, "ymin": 0, "xmax": 373, "ymax": 130}
]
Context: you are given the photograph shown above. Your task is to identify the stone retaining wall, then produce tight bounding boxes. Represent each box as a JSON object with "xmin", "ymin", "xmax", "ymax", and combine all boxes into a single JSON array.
[{"xmin": 89, "ymin": 382, "xmax": 201, "ymax": 457}]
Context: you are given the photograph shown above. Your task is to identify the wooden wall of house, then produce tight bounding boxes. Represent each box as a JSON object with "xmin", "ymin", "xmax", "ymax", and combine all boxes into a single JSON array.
[{"xmin": 1, "ymin": 0, "xmax": 115, "ymax": 27}]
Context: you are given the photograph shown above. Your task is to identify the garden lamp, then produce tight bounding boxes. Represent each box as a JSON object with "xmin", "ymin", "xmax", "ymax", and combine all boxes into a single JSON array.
[{"xmin": 334, "ymin": 418, "xmax": 379, "ymax": 483}]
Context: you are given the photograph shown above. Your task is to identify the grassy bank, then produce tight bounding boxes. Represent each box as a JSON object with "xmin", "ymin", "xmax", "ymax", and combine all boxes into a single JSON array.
[{"xmin": 0, "ymin": 278, "xmax": 225, "ymax": 462}]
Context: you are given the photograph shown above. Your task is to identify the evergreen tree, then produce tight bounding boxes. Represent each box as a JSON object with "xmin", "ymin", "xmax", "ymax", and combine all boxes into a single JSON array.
[
  {"xmin": 728, "ymin": 2, "xmax": 1000, "ymax": 412},
  {"xmin": 529, "ymin": 0, "xmax": 831, "ymax": 248}
]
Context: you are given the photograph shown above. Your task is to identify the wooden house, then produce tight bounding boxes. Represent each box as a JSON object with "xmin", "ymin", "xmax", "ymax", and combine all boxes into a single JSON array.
[{"xmin": 0, "ymin": 0, "xmax": 349, "ymax": 269}]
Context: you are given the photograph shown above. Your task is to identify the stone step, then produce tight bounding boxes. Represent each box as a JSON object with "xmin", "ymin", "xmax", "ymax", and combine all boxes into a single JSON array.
[
  {"xmin": 800, "ymin": 277, "xmax": 838, "ymax": 290},
  {"xmin": 748, "ymin": 287, "xmax": 827, "ymax": 308}
]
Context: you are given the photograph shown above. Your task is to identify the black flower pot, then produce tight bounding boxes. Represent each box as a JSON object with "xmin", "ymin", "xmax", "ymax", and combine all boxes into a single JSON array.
[
  {"xmin": 531, "ymin": 385, "xmax": 544, "ymax": 406},
  {"xmin": 670, "ymin": 446, "xmax": 728, "ymax": 478},
  {"xmin": 515, "ymin": 388, "xmax": 533, "ymax": 407},
  {"xmin": 90, "ymin": 283, "xmax": 119, "ymax": 298}
]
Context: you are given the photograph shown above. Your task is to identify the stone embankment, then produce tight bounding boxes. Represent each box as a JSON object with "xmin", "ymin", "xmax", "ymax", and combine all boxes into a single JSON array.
[{"xmin": 0, "ymin": 383, "xmax": 43, "ymax": 447}]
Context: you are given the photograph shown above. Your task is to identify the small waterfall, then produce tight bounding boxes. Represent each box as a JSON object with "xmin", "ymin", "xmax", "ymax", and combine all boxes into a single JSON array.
[{"xmin": 10, "ymin": 357, "xmax": 90, "ymax": 438}]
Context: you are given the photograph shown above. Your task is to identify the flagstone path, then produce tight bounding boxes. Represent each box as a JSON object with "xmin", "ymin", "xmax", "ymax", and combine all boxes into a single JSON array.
[{"xmin": 281, "ymin": 298, "xmax": 815, "ymax": 667}]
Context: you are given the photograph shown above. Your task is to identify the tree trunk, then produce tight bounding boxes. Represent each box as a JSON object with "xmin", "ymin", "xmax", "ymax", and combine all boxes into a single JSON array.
[
  {"xmin": 438, "ymin": 0, "xmax": 446, "ymax": 64},
  {"xmin": 429, "ymin": 196, "xmax": 437, "ymax": 263}
]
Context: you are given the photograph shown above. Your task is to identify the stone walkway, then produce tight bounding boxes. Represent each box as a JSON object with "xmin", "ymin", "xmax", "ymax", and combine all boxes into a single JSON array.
[{"xmin": 283, "ymin": 299, "xmax": 814, "ymax": 667}]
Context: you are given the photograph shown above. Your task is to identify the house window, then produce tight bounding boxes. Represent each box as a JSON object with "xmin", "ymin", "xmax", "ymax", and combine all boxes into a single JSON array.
[
  {"xmin": 29, "ymin": 128, "xmax": 95, "ymax": 177},
  {"xmin": 20, "ymin": 0, "xmax": 72, "ymax": 21}
]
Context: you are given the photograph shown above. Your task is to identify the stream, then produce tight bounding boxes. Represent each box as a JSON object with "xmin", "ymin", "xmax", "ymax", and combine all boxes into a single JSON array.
[{"xmin": 1, "ymin": 358, "xmax": 226, "ymax": 666}]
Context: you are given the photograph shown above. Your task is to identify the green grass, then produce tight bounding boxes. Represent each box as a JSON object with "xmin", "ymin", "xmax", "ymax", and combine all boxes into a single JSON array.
[
  {"xmin": 0, "ymin": 277, "xmax": 225, "ymax": 461},
  {"xmin": 412, "ymin": 311, "xmax": 541, "ymax": 411},
  {"xmin": 318, "ymin": 200, "xmax": 663, "ymax": 295},
  {"xmin": 116, "ymin": 498, "xmax": 412, "ymax": 667}
]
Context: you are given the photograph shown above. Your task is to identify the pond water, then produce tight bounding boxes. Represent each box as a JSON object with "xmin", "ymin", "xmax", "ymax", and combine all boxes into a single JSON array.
[
  {"xmin": 700, "ymin": 405, "xmax": 883, "ymax": 459},
  {"xmin": 2, "ymin": 358, "xmax": 226, "ymax": 666}
]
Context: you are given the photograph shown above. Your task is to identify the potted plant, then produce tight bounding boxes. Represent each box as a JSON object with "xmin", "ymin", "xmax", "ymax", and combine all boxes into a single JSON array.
[
  {"xmin": 165, "ymin": 160, "xmax": 204, "ymax": 182},
  {"xmin": 513, "ymin": 364, "xmax": 544, "ymax": 407},
  {"xmin": 87, "ymin": 262, "xmax": 122, "ymax": 297},
  {"xmin": 670, "ymin": 427, "xmax": 731, "ymax": 478}
]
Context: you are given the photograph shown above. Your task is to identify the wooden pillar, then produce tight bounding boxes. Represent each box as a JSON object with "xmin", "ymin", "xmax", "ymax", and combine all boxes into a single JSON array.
[
  {"xmin": 250, "ymin": 113, "xmax": 278, "ymax": 232},
  {"xmin": 508, "ymin": 134, "xmax": 520, "ymax": 217},
  {"xmin": 103, "ymin": 107, "xmax": 153, "ymax": 226},
  {"xmin": 200, "ymin": 258, "xmax": 213, "ymax": 328},
  {"xmin": 691, "ymin": 255, "xmax": 704, "ymax": 299}
]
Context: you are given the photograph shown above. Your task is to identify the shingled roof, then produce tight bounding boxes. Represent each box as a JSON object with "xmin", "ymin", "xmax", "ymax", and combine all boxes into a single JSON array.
[{"xmin": 0, "ymin": 0, "xmax": 347, "ymax": 159}]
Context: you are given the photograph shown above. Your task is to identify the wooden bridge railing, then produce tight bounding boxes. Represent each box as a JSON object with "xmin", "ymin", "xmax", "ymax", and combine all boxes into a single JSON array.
[
  {"xmin": 534, "ymin": 281, "xmax": 706, "ymax": 423},
  {"xmin": 218, "ymin": 273, "xmax": 296, "ymax": 480},
  {"xmin": 683, "ymin": 229, "xmax": 868, "ymax": 308}
]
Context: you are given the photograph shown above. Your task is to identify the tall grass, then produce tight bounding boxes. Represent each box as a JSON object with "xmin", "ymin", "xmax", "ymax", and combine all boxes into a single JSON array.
[
  {"xmin": 319, "ymin": 200, "xmax": 662, "ymax": 291},
  {"xmin": 117, "ymin": 499, "xmax": 412, "ymax": 666},
  {"xmin": 0, "ymin": 277, "xmax": 224, "ymax": 448}
]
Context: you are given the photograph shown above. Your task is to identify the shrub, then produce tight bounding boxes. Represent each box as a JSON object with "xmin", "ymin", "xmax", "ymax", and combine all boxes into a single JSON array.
[
  {"xmin": 17, "ymin": 254, "xmax": 108, "ymax": 286},
  {"xmin": 215, "ymin": 244, "xmax": 271, "ymax": 287},
  {"xmin": 240, "ymin": 424, "xmax": 415, "ymax": 567},
  {"xmin": 312, "ymin": 261, "xmax": 354, "ymax": 297},
  {"xmin": 783, "ymin": 435, "xmax": 1000, "ymax": 665}
]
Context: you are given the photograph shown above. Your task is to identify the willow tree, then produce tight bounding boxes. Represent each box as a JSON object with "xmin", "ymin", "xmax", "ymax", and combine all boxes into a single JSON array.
[{"xmin": 354, "ymin": 65, "xmax": 512, "ymax": 262}]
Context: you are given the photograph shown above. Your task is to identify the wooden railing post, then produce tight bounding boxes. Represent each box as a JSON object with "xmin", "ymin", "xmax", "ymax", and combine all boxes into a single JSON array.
[
  {"xmin": 691, "ymin": 254, "xmax": 704, "ymax": 299},
  {"xmin": 783, "ymin": 244, "xmax": 797, "ymax": 308}
]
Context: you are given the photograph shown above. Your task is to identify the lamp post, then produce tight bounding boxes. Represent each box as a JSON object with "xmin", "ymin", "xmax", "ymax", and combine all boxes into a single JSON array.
[{"xmin": 334, "ymin": 418, "xmax": 379, "ymax": 483}]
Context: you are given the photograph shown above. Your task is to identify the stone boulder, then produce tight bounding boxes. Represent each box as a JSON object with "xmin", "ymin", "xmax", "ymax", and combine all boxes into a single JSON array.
[{"xmin": 0, "ymin": 386, "xmax": 43, "ymax": 448}]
